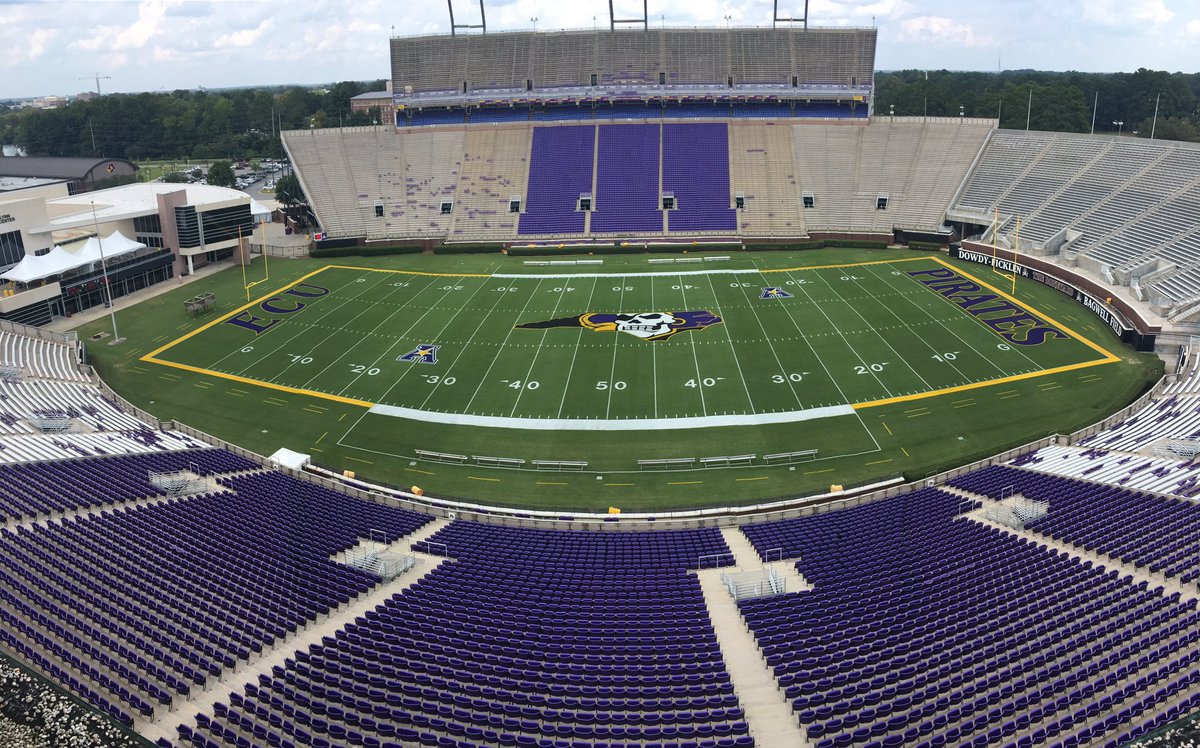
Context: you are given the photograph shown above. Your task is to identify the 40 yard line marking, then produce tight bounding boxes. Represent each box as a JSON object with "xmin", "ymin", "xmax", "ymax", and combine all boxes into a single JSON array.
[
  {"xmin": 554, "ymin": 278, "xmax": 599, "ymax": 419},
  {"xmin": 416, "ymin": 277, "xmax": 538, "ymax": 409},
  {"xmin": 703, "ymin": 273, "xmax": 756, "ymax": 412},
  {"xmin": 511, "ymin": 282, "xmax": 572, "ymax": 417}
]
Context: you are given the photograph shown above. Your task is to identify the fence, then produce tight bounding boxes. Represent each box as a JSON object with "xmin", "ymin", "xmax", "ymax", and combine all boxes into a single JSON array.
[{"xmin": 249, "ymin": 244, "xmax": 309, "ymax": 259}]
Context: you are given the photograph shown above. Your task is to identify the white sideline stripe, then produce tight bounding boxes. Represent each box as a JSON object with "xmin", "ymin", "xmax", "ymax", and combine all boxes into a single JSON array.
[
  {"xmin": 367, "ymin": 403, "xmax": 855, "ymax": 430},
  {"xmin": 493, "ymin": 269, "xmax": 765, "ymax": 280}
]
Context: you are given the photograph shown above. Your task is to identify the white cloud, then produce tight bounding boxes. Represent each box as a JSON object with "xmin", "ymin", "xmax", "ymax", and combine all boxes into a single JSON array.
[
  {"xmin": 214, "ymin": 19, "xmax": 273, "ymax": 49},
  {"xmin": 1186, "ymin": 19, "xmax": 1200, "ymax": 37},
  {"xmin": 1082, "ymin": 0, "xmax": 1173, "ymax": 27},
  {"xmin": 898, "ymin": 15, "xmax": 994, "ymax": 47}
]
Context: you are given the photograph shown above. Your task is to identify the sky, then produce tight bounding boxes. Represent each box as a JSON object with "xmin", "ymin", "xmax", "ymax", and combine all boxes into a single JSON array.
[{"xmin": 1, "ymin": 0, "xmax": 1199, "ymax": 100}]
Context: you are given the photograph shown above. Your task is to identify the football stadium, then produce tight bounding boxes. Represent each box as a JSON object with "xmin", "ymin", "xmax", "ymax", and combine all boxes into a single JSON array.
[{"xmin": 3, "ymin": 6, "xmax": 1200, "ymax": 748}]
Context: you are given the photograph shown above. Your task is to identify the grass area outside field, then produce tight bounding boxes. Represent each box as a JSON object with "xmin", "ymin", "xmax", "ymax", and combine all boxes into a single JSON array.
[{"xmin": 76, "ymin": 248, "xmax": 1161, "ymax": 512}]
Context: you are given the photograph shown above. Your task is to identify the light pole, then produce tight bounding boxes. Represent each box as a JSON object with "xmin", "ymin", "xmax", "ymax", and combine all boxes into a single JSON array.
[
  {"xmin": 530, "ymin": 16, "xmax": 538, "ymax": 30},
  {"xmin": 1113, "ymin": 120, "xmax": 1124, "ymax": 135},
  {"xmin": 724, "ymin": 14, "xmax": 732, "ymax": 28},
  {"xmin": 90, "ymin": 202, "xmax": 123, "ymax": 345}
]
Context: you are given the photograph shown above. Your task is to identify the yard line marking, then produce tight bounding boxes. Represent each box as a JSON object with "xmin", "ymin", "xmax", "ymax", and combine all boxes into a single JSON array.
[
  {"xmin": 555, "ymin": 278, "xmax": 599, "ymax": 419},
  {"xmin": 345, "ymin": 456, "xmax": 373, "ymax": 465},
  {"xmin": 360, "ymin": 276, "xmax": 498, "ymax": 413},
  {"xmin": 865, "ymin": 263, "xmax": 1014, "ymax": 378},
  {"xmin": 223, "ymin": 270, "xmax": 391, "ymax": 378},
  {"xmin": 303, "ymin": 407, "xmax": 325, "ymax": 414},
  {"xmin": 225, "ymin": 391, "xmax": 245, "ymax": 397},
  {"xmin": 601, "ymin": 281, "xmax": 627, "ymax": 419},
  {"xmin": 605, "ymin": 483, "xmax": 635, "ymax": 487},
  {"xmin": 201, "ymin": 268, "xmax": 367, "ymax": 372},
  {"xmin": 229, "ymin": 388, "xmax": 250, "ymax": 395},
  {"xmin": 265, "ymin": 272, "xmax": 403, "ymax": 384},
  {"xmin": 315, "ymin": 432, "xmax": 327, "ymax": 444},
  {"xmin": 151, "ymin": 335, "xmax": 168, "ymax": 343},
  {"xmin": 735, "ymin": 476, "xmax": 769, "ymax": 482},
  {"xmin": 668, "ymin": 481, "xmax": 703, "ymax": 486},
  {"xmin": 804, "ymin": 468, "xmax": 834, "ymax": 475},
  {"xmin": 816, "ymin": 267, "xmax": 934, "ymax": 392},
  {"xmin": 303, "ymin": 274, "xmax": 445, "ymax": 391},
  {"xmin": 1039, "ymin": 384, "xmax": 1062, "ymax": 391},
  {"xmin": 650, "ymin": 279, "xmax": 659, "ymax": 418},
  {"xmin": 677, "ymin": 278, "xmax": 709, "ymax": 417},
  {"xmin": 866, "ymin": 458, "xmax": 893, "ymax": 466},
  {"xmin": 880, "ymin": 421, "xmax": 892, "ymax": 435},
  {"xmin": 907, "ymin": 411, "xmax": 930, "ymax": 418},
  {"xmin": 406, "ymin": 467, "xmax": 434, "ymax": 475},
  {"xmin": 935, "ymin": 257, "xmax": 1120, "ymax": 364},
  {"xmin": 192, "ymin": 383, "xmax": 210, "ymax": 390},
  {"xmin": 953, "ymin": 401, "xmax": 976, "ymax": 409},
  {"xmin": 901, "ymin": 447, "xmax": 910, "ymax": 457},
  {"xmin": 999, "ymin": 392, "xmax": 1022, "ymax": 399},
  {"xmin": 784, "ymin": 269, "xmax": 893, "ymax": 398},
  {"xmin": 511, "ymin": 282, "xmax": 571, "ymax": 417},
  {"xmin": 703, "ymin": 273, "xmax": 757, "ymax": 411},
  {"xmin": 536, "ymin": 481, "xmax": 568, "ymax": 486},
  {"xmin": 460, "ymin": 279, "xmax": 547, "ymax": 414},
  {"xmin": 263, "ymin": 400, "xmax": 284, "ymax": 406},
  {"xmin": 468, "ymin": 476, "xmax": 500, "ymax": 482},
  {"xmin": 776, "ymin": 269, "xmax": 882, "ymax": 453}
]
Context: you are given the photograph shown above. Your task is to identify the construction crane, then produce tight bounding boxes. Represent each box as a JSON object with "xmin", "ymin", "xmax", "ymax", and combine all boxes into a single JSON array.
[{"xmin": 79, "ymin": 72, "xmax": 112, "ymax": 96}]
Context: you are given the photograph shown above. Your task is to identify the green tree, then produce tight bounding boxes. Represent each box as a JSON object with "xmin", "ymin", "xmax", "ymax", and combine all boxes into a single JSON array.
[
  {"xmin": 274, "ymin": 173, "xmax": 306, "ymax": 207},
  {"xmin": 162, "ymin": 171, "xmax": 189, "ymax": 183},
  {"xmin": 206, "ymin": 160, "xmax": 236, "ymax": 188}
]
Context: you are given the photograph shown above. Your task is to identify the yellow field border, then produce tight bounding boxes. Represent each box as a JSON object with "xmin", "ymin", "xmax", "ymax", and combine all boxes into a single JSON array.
[
  {"xmin": 852, "ymin": 256, "xmax": 1120, "ymax": 411},
  {"xmin": 139, "ymin": 256, "xmax": 1122, "ymax": 414}
]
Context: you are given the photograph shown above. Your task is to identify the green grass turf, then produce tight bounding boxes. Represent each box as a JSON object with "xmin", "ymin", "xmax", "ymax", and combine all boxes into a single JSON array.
[{"xmin": 76, "ymin": 248, "xmax": 1162, "ymax": 511}]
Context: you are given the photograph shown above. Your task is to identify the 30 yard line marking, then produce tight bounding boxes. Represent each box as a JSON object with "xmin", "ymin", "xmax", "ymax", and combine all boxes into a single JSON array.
[
  {"xmin": 702, "ymin": 273, "xmax": 756, "ymax": 411},
  {"xmin": 413, "ymin": 277, "xmax": 527, "ymax": 408},
  {"xmin": 461, "ymin": 278, "xmax": 546, "ymax": 414},
  {"xmin": 728, "ymin": 274, "xmax": 803, "ymax": 409}
]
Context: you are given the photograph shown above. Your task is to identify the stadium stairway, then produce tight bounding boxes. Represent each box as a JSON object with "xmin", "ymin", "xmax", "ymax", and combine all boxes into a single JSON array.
[
  {"xmin": 694, "ymin": 527, "xmax": 814, "ymax": 748},
  {"xmin": 139, "ymin": 517, "xmax": 449, "ymax": 745}
]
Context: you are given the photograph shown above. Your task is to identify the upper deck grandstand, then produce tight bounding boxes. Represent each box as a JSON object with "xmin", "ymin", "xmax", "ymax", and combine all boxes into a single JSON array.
[{"xmin": 388, "ymin": 27, "xmax": 876, "ymax": 125}]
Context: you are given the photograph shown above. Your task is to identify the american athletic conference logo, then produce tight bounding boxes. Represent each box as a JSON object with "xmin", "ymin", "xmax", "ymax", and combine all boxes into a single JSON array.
[{"xmin": 516, "ymin": 311, "xmax": 722, "ymax": 341}]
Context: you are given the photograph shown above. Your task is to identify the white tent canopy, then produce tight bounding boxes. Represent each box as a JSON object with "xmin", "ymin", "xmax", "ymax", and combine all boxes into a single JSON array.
[{"xmin": 1, "ymin": 231, "xmax": 146, "ymax": 284}]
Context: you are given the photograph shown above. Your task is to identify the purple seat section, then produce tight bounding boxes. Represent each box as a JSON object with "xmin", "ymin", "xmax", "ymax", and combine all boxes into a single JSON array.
[
  {"xmin": 591, "ymin": 123, "xmax": 664, "ymax": 233},
  {"xmin": 664, "ymin": 122, "xmax": 738, "ymax": 232},
  {"xmin": 517, "ymin": 125, "xmax": 595, "ymax": 235},
  {"xmin": 183, "ymin": 522, "xmax": 752, "ymax": 748},
  {"xmin": 737, "ymin": 487, "xmax": 1200, "ymax": 748}
]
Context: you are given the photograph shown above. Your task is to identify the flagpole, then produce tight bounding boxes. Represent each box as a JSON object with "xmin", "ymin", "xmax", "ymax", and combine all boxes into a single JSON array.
[{"xmin": 91, "ymin": 202, "xmax": 123, "ymax": 344}]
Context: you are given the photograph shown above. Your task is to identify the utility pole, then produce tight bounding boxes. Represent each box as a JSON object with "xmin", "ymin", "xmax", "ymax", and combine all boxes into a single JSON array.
[
  {"xmin": 88, "ymin": 118, "xmax": 98, "ymax": 155},
  {"xmin": 1151, "ymin": 93, "xmax": 1161, "ymax": 140},
  {"xmin": 79, "ymin": 72, "xmax": 111, "ymax": 95}
]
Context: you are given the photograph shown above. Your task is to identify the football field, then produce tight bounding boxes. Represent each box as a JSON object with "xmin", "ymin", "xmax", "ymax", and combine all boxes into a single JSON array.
[{"xmin": 144, "ymin": 256, "xmax": 1117, "ymax": 438}]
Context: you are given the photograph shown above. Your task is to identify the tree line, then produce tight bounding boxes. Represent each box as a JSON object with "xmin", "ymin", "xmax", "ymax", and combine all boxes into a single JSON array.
[
  {"xmin": 2, "ymin": 68, "xmax": 1198, "ymax": 163},
  {"xmin": 0, "ymin": 80, "xmax": 388, "ymax": 162},
  {"xmin": 875, "ymin": 68, "xmax": 1200, "ymax": 141}
]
